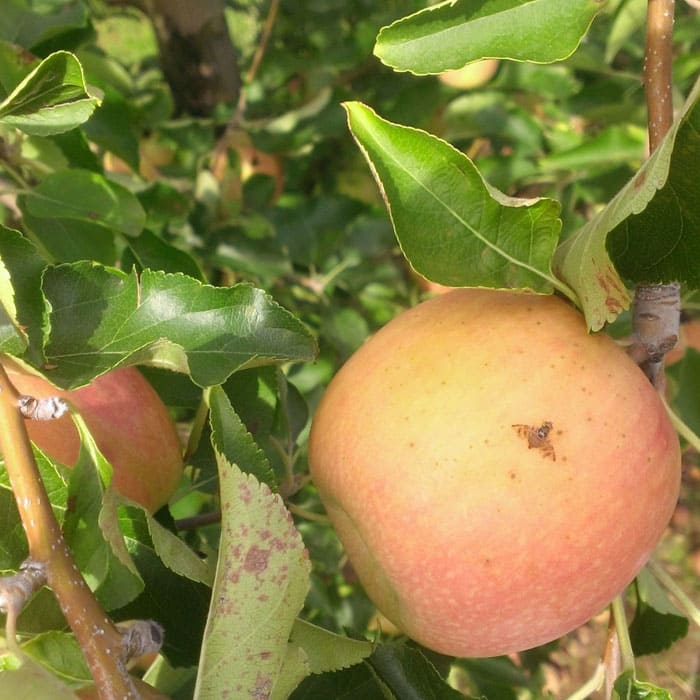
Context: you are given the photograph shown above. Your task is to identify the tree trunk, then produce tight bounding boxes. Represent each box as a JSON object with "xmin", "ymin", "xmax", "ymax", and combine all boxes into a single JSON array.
[{"xmin": 114, "ymin": 0, "xmax": 241, "ymax": 116}]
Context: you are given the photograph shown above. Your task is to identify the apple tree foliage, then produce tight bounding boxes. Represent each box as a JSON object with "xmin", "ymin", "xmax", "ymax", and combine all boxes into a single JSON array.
[{"xmin": 0, "ymin": 0, "xmax": 698, "ymax": 698}]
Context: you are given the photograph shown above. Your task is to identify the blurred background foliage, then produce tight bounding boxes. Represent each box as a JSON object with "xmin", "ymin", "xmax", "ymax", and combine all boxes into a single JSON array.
[{"xmin": 1, "ymin": 0, "xmax": 700, "ymax": 697}]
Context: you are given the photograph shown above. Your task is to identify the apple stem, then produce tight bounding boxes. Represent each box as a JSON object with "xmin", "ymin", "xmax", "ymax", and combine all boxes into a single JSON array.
[
  {"xmin": 0, "ymin": 363, "xmax": 140, "ymax": 699},
  {"xmin": 627, "ymin": 0, "xmax": 680, "ymax": 389},
  {"xmin": 628, "ymin": 283, "xmax": 680, "ymax": 387},
  {"xmin": 610, "ymin": 595, "xmax": 636, "ymax": 675}
]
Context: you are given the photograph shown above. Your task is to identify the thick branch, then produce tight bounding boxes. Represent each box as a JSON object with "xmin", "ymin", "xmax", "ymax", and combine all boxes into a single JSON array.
[
  {"xmin": 644, "ymin": 0, "xmax": 675, "ymax": 151},
  {"xmin": 631, "ymin": 0, "xmax": 679, "ymax": 389},
  {"xmin": 0, "ymin": 364, "xmax": 138, "ymax": 699}
]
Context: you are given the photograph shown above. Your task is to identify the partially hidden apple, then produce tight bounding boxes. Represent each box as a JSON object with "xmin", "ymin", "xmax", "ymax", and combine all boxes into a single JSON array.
[
  {"xmin": 3, "ymin": 361, "xmax": 183, "ymax": 513},
  {"xmin": 309, "ymin": 288, "xmax": 680, "ymax": 657}
]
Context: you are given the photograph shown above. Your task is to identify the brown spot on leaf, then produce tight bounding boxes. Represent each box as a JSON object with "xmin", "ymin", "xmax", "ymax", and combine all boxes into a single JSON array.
[{"xmin": 244, "ymin": 545, "xmax": 270, "ymax": 574}]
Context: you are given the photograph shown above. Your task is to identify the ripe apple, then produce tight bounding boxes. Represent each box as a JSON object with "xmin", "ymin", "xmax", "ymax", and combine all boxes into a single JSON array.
[
  {"xmin": 3, "ymin": 360, "xmax": 183, "ymax": 513},
  {"xmin": 309, "ymin": 289, "xmax": 680, "ymax": 657}
]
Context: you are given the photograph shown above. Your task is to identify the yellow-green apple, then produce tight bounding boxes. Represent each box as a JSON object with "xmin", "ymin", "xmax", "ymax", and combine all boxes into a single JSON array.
[
  {"xmin": 438, "ymin": 59, "xmax": 500, "ymax": 89},
  {"xmin": 309, "ymin": 289, "xmax": 680, "ymax": 657},
  {"xmin": 3, "ymin": 360, "xmax": 183, "ymax": 512}
]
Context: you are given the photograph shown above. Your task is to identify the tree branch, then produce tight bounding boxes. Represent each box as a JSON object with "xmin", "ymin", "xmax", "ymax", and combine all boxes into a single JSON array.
[{"xmin": 0, "ymin": 363, "xmax": 138, "ymax": 699}]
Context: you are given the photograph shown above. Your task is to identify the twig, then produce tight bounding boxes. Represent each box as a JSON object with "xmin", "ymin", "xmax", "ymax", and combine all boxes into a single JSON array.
[
  {"xmin": 212, "ymin": 0, "xmax": 281, "ymax": 168},
  {"xmin": 644, "ymin": 0, "xmax": 675, "ymax": 152},
  {"xmin": 0, "ymin": 364, "xmax": 138, "ymax": 699},
  {"xmin": 629, "ymin": 0, "xmax": 680, "ymax": 389}
]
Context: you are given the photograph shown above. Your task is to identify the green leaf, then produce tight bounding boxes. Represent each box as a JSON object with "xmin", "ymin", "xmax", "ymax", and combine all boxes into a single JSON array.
[
  {"xmin": 554, "ymin": 75, "xmax": 700, "ymax": 329},
  {"xmin": 0, "ymin": 649, "xmax": 80, "ymax": 699},
  {"xmin": 289, "ymin": 662, "xmax": 387, "ymax": 700},
  {"xmin": 374, "ymin": 0, "xmax": 604, "ymax": 74},
  {"xmin": 668, "ymin": 348, "xmax": 700, "ymax": 435},
  {"xmin": 539, "ymin": 124, "xmax": 646, "ymax": 175},
  {"xmin": 344, "ymin": 101, "xmax": 565, "ymax": 293},
  {"xmin": 21, "ymin": 169, "xmax": 146, "ymax": 238},
  {"xmin": 0, "ymin": 40, "xmax": 38, "ymax": 101},
  {"xmin": 0, "ymin": 449, "xmax": 70, "ymax": 570},
  {"xmin": 193, "ymin": 459, "xmax": 311, "ymax": 699},
  {"xmin": 144, "ymin": 508, "xmax": 214, "ymax": 586},
  {"xmin": 0, "ymin": 51, "xmax": 99, "ymax": 136},
  {"xmin": 41, "ymin": 264, "xmax": 318, "ymax": 388},
  {"xmin": 111, "ymin": 505, "xmax": 212, "ymax": 668},
  {"xmin": 208, "ymin": 385, "xmax": 278, "ymax": 489},
  {"xmin": 289, "ymin": 619, "xmax": 373, "ymax": 675},
  {"xmin": 0, "ymin": 1, "xmax": 89, "ymax": 52},
  {"xmin": 61, "ymin": 415, "xmax": 144, "ymax": 610},
  {"xmin": 612, "ymin": 670, "xmax": 673, "ymax": 700},
  {"xmin": 20, "ymin": 631, "xmax": 91, "ymax": 687},
  {"xmin": 629, "ymin": 568, "xmax": 688, "ymax": 655},
  {"xmin": 0, "ymin": 227, "xmax": 48, "ymax": 363},
  {"xmin": 607, "ymin": 76, "xmax": 700, "ymax": 287},
  {"xmin": 366, "ymin": 644, "xmax": 471, "ymax": 700},
  {"xmin": 124, "ymin": 229, "xmax": 205, "ymax": 281}
]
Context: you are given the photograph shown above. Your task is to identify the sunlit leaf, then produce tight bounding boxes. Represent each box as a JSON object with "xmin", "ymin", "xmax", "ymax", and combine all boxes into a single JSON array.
[
  {"xmin": 345, "ymin": 101, "xmax": 566, "ymax": 294},
  {"xmin": 41, "ymin": 264, "xmax": 318, "ymax": 388},
  {"xmin": 374, "ymin": 0, "xmax": 604, "ymax": 74},
  {"xmin": 0, "ymin": 51, "xmax": 99, "ymax": 136}
]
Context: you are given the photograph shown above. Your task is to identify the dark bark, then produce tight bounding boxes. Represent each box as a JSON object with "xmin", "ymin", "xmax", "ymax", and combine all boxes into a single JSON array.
[{"xmin": 110, "ymin": 0, "xmax": 241, "ymax": 116}]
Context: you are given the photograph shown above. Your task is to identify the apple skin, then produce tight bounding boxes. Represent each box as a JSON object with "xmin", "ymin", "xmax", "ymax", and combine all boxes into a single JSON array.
[
  {"xmin": 309, "ymin": 289, "xmax": 680, "ymax": 657},
  {"xmin": 4, "ymin": 363, "xmax": 183, "ymax": 513},
  {"xmin": 438, "ymin": 59, "xmax": 500, "ymax": 89}
]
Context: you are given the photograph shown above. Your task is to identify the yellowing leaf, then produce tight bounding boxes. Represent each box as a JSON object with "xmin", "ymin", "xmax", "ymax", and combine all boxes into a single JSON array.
[{"xmin": 194, "ymin": 459, "xmax": 311, "ymax": 699}]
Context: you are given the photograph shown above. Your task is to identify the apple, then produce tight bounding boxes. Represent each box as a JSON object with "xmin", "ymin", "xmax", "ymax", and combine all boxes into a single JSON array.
[
  {"xmin": 309, "ymin": 289, "xmax": 680, "ymax": 657},
  {"xmin": 438, "ymin": 59, "xmax": 500, "ymax": 90},
  {"xmin": 3, "ymin": 361, "xmax": 183, "ymax": 513}
]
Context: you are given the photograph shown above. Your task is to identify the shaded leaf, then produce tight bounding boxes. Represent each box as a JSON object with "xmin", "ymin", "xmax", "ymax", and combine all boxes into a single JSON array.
[
  {"xmin": 0, "ymin": 2, "xmax": 89, "ymax": 53},
  {"xmin": 0, "ymin": 226, "xmax": 46, "ymax": 362},
  {"xmin": 629, "ymin": 568, "xmax": 688, "ymax": 655},
  {"xmin": 208, "ymin": 384, "xmax": 277, "ymax": 489},
  {"xmin": 20, "ymin": 631, "xmax": 91, "ymax": 687},
  {"xmin": 41, "ymin": 264, "xmax": 317, "ymax": 388},
  {"xmin": 193, "ymin": 460, "xmax": 311, "ymax": 699},
  {"xmin": 0, "ymin": 51, "xmax": 99, "ymax": 136},
  {"xmin": 367, "ymin": 644, "xmax": 471, "ymax": 700},
  {"xmin": 0, "ymin": 649, "xmax": 80, "ymax": 699},
  {"xmin": 607, "ymin": 77, "xmax": 700, "ymax": 287},
  {"xmin": 374, "ymin": 0, "xmax": 603, "ymax": 74},
  {"xmin": 668, "ymin": 348, "xmax": 700, "ymax": 435},
  {"xmin": 21, "ymin": 169, "xmax": 145, "ymax": 238},
  {"xmin": 554, "ymin": 75, "xmax": 700, "ymax": 329},
  {"xmin": 612, "ymin": 670, "xmax": 673, "ymax": 700},
  {"xmin": 62, "ymin": 415, "xmax": 143, "ymax": 610},
  {"xmin": 345, "ymin": 101, "xmax": 565, "ymax": 293},
  {"xmin": 290, "ymin": 662, "xmax": 386, "ymax": 700},
  {"xmin": 112, "ymin": 504, "xmax": 212, "ymax": 668},
  {"xmin": 124, "ymin": 229, "xmax": 205, "ymax": 281}
]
